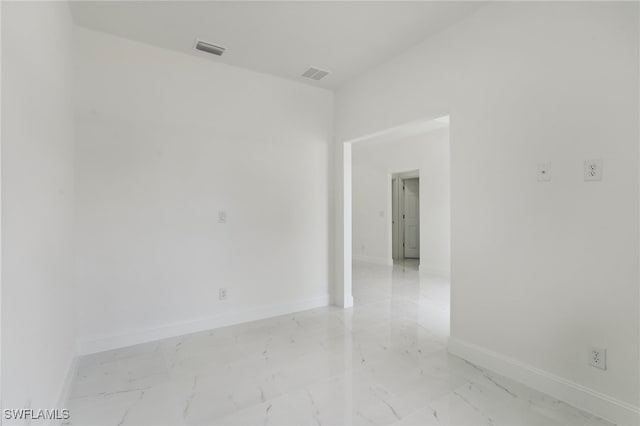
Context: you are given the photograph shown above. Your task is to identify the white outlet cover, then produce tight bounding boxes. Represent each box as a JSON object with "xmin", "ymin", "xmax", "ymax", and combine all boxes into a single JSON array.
[
  {"xmin": 589, "ymin": 347, "xmax": 607, "ymax": 370},
  {"xmin": 584, "ymin": 159, "xmax": 603, "ymax": 181},
  {"xmin": 537, "ymin": 162, "xmax": 552, "ymax": 182}
]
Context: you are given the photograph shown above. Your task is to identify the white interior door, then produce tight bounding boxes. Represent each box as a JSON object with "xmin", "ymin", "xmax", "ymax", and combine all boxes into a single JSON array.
[
  {"xmin": 403, "ymin": 178, "xmax": 420, "ymax": 258},
  {"xmin": 392, "ymin": 178, "xmax": 399, "ymax": 260}
]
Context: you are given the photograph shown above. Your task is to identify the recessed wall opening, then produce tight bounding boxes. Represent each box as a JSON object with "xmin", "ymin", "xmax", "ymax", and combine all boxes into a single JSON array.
[{"xmin": 346, "ymin": 116, "xmax": 451, "ymax": 331}]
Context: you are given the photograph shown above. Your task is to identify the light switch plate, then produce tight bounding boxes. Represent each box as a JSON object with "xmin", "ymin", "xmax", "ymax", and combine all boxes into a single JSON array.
[
  {"xmin": 537, "ymin": 162, "xmax": 552, "ymax": 182},
  {"xmin": 218, "ymin": 211, "xmax": 227, "ymax": 223},
  {"xmin": 584, "ymin": 159, "xmax": 603, "ymax": 181}
]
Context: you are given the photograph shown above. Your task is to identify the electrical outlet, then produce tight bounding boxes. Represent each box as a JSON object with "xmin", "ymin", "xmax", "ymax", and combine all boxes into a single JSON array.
[
  {"xmin": 589, "ymin": 347, "xmax": 607, "ymax": 370},
  {"xmin": 219, "ymin": 288, "xmax": 227, "ymax": 301},
  {"xmin": 584, "ymin": 159, "xmax": 603, "ymax": 181},
  {"xmin": 218, "ymin": 211, "xmax": 227, "ymax": 224}
]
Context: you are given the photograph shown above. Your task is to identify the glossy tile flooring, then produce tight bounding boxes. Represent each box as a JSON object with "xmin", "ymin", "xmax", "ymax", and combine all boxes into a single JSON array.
[{"xmin": 66, "ymin": 260, "xmax": 611, "ymax": 426}]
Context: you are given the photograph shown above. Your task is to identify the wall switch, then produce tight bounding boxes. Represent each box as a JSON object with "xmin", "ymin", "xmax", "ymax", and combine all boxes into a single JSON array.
[
  {"xmin": 584, "ymin": 159, "xmax": 603, "ymax": 181},
  {"xmin": 589, "ymin": 347, "xmax": 607, "ymax": 370},
  {"xmin": 537, "ymin": 162, "xmax": 552, "ymax": 182},
  {"xmin": 219, "ymin": 288, "xmax": 227, "ymax": 301},
  {"xmin": 218, "ymin": 211, "xmax": 227, "ymax": 223}
]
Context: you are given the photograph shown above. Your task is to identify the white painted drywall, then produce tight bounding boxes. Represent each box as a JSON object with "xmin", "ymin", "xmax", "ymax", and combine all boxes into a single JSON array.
[
  {"xmin": 73, "ymin": 27, "xmax": 334, "ymax": 352},
  {"xmin": 352, "ymin": 128, "xmax": 450, "ymax": 276},
  {"xmin": 336, "ymin": 1, "xmax": 639, "ymax": 418},
  {"xmin": 1, "ymin": 0, "xmax": 77, "ymax": 413}
]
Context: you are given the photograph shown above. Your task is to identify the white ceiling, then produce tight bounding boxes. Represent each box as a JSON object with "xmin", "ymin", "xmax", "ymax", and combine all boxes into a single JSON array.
[{"xmin": 70, "ymin": 1, "xmax": 484, "ymax": 90}]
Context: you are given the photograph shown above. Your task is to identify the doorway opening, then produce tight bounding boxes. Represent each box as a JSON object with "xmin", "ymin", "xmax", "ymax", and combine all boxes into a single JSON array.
[
  {"xmin": 343, "ymin": 115, "xmax": 450, "ymax": 311},
  {"xmin": 392, "ymin": 171, "xmax": 420, "ymax": 262}
]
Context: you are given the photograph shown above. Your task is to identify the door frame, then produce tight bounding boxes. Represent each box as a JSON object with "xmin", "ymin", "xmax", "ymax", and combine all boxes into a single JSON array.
[
  {"xmin": 336, "ymin": 115, "xmax": 449, "ymax": 308},
  {"xmin": 391, "ymin": 171, "xmax": 419, "ymax": 261},
  {"xmin": 402, "ymin": 177, "xmax": 420, "ymax": 259}
]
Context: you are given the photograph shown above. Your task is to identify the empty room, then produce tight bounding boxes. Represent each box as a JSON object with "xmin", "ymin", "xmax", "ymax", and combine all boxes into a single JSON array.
[{"xmin": 1, "ymin": 1, "xmax": 639, "ymax": 425}]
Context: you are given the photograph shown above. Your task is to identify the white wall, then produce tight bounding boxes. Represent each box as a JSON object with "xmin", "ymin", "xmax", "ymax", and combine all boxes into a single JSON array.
[
  {"xmin": 336, "ymin": 2, "xmax": 639, "ymax": 423},
  {"xmin": 2, "ymin": 0, "xmax": 77, "ymax": 415},
  {"xmin": 352, "ymin": 128, "xmax": 450, "ymax": 276},
  {"xmin": 73, "ymin": 27, "xmax": 334, "ymax": 353}
]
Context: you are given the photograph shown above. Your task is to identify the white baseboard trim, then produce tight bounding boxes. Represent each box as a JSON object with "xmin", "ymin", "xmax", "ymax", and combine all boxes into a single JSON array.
[
  {"xmin": 343, "ymin": 294, "xmax": 354, "ymax": 309},
  {"xmin": 353, "ymin": 254, "xmax": 393, "ymax": 266},
  {"xmin": 77, "ymin": 295, "xmax": 330, "ymax": 356},
  {"xmin": 448, "ymin": 337, "xmax": 640, "ymax": 426},
  {"xmin": 53, "ymin": 355, "xmax": 78, "ymax": 424}
]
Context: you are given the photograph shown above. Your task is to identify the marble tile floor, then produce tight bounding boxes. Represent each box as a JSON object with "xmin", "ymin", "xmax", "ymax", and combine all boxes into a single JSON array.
[{"xmin": 65, "ymin": 259, "xmax": 612, "ymax": 426}]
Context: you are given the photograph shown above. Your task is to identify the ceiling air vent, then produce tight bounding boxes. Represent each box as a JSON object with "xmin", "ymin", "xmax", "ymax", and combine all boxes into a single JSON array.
[
  {"xmin": 194, "ymin": 40, "xmax": 225, "ymax": 56},
  {"xmin": 302, "ymin": 67, "xmax": 330, "ymax": 81}
]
